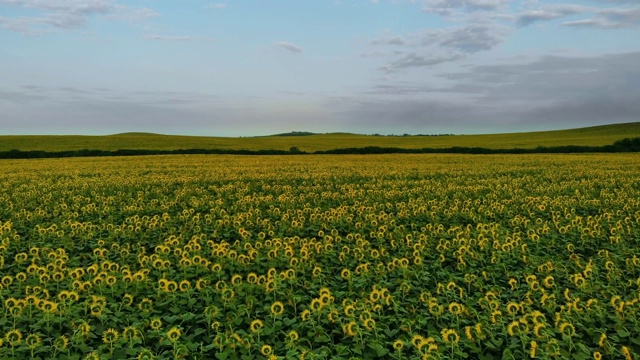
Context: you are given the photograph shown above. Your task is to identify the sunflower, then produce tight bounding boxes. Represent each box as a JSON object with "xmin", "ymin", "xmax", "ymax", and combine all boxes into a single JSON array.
[
  {"xmin": 363, "ymin": 318, "xmax": 376, "ymax": 330},
  {"xmin": 166, "ymin": 281, "xmax": 178, "ymax": 292},
  {"xmin": 138, "ymin": 298, "xmax": 153, "ymax": 312},
  {"xmin": 90, "ymin": 304, "xmax": 104, "ymax": 317},
  {"xmin": 25, "ymin": 333, "xmax": 41, "ymax": 349},
  {"xmin": 270, "ymin": 301, "xmax": 284, "ymax": 316},
  {"xmin": 231, "ymin": 275, "xmax": 242, "ymax": 286},
  {"xmin": 167, "ymin": 327, "xmax": 181, "ymax": 342},
  {"xmin": 179, "ymin": 280, "xmax": 191, "ymax": 292},
  {"xmin": 464, "ymin": 326, "xmax": 474, "ymax": 341},
  {"xmin": 393, "ymin": 339, "xmax": 404, "ymax": 351},
  {"xmin": 85, "ymin": 351, "xmax": 101, "ymax": 360},
  {"xmin": 6, "ymin": 329, "xmax": 23, "ymax": 346},
  {"xmin": 341, "ymin": 268, "xmax": 351, "ymax": 280},
  {"xmin": 150, "ymin": 318, "xmax": 162, "ymax": 331},
  {"xmin": 441, "ymin": 329, "xmax": 459, "ymax": 344},
  {"xmin": 123, "ymin": 326, "xmax": 140, "ymax": 340},
  {"xmin": 344, "ymin": 304, "xmax": 355, "ymax": 317},
  {"xmin": 250, "ymin": 319, "xmax": 264, "ymax": 333},
  {"xmin": 103, "ymin": 328, "xmax": 119, "ymax": 344},
  {"xmin": 506, "ymin": 302, "xmax": 520, "ymax": 315},
  {"xmin": 593, "ymin": 351, "xmax": 602, "ymax": 360},
  {"xmin": 448, "ymin": 302, "xmax": 463, "ymax": 316},
  {"xmin": 123, "ymin": 294, "xmax": 134, "ymax": 306},
  {"xmin": 301, "ymin": 309, "xmax": 311, "ymax": 321},
  {"xmin": 53, "ymin": 335, "xmax": 69, "ymax": 350},
  {"xmin": 261, "ymin": 345, "xmax": 273, "ymax": 356},
  {"xmin": 288, "ymin": 330, "xmax": 299, "ymax": 341},
  {"xmin": 343, "ymin": 321, "xmax": 357, "ymax": 337},
  {"xmin": 310, "ymin": 298, "xmax": 322, "ymax": 312},
  {"xmin": 411, "ymin": 335, "xmax": 425, "ymax": 348},
  {"xmin": 246, "ymin": 273, "xmax": 258, "ymax": 284},
  {"xmin": 507, "ymin": 321, "xmax": 520, "ymax": 336},
  {"xmin": 559, "ymin": 322, "xmax": 575, "ymax": 337},
  {"xmin": 598, "ymin": 333, "xmax": 607, "ymax": 348},
  {"xmin": 530, "ymin": 340, "xmax": 538, "ymax": 358}
]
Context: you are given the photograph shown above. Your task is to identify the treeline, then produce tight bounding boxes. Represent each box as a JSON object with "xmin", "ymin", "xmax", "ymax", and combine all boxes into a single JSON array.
[{"xmin": 1, "ymin": 137, "xmax": 639, "ymax": 159}]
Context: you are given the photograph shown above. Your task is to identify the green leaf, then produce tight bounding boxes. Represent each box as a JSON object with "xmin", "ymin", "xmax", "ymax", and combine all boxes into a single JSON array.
[{"xmin": 368, "ymin": 342, "xmax": 390, "ymax": 357}]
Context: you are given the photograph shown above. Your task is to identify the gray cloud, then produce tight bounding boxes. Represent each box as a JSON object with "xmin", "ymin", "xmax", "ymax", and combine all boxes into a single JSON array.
[
  {"xmin": 343, "ymin": 52, "xmax": 640, "ymax": 132},
  {"xmin": 371, "ymin": 36, "xmax": 406, "ymax": 45},
  {"xmin": 423, "ymin": 0, "xmax": 510, "ymax": 15},
  {"xmin": 378, "ymin": 23, "xmax": 508, "ymax": 73},
  {"xmin": 0, "ymin": 0, "xmax": 157, "ymax": 34},
  {"xmin": 274, "ymin": 41, "xmax": 303, "ymax": 53},
  {"xmin": 0, "ymin": 89, "xmax": 49, "ymax": 103},
  {"xmin": 381, "ymin": 53, "xmax": 464, "ymax": 73},
  {"xmin": 427, "ymin": 24, "xmax": 507, "ymax": 52}
]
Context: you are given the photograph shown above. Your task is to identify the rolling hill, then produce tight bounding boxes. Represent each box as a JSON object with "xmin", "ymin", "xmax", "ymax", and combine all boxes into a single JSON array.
[{"xmin": 1, "ymin": 122, "xmax": 639, "ymax": 153}]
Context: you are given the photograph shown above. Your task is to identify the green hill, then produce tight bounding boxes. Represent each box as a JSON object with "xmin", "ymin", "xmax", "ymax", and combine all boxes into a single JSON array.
[{"xmin": 1, "ymin": 122, "xmax": 639, "ymax": 153}]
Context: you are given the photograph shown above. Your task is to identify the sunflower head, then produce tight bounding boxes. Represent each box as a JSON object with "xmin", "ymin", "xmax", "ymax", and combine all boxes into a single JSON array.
[
  {"xmin": 25, "ymin": 333, "xmax": 42, "ymax": 349},
  {"xmin": 6, "ymin": 329, "xmax": 23, "ymax": 346},
  {"xmin": 270, "ymin": 301, "xmax": 285, "ymax": 316},
  {"xmin": 137, "ymin": 348, "xmax": 155, "ymax": 360},
  {"xmin": 150, "ymin": 318, "xmax": 163, "ymax": 331},
  {"xmin": 393, "ymin": 339, "xmax": 404, "ymax": 351},
  {"xmin": 53, "ymin": 335, "xmax": 69, "ymax": 350},
  {"xmin": 167, "ymin": 327, "xmax": 181, "ymax": 343},
  {"xmin": 261, "ymin": 345, "xmax": 273, "ymax": 356},
  {"xmin": 102, "ymin": 328, "xmax": 119, "ymax": 344},
  {"xmin": 250, "ymin": 319, "xmax": 264, "ymax": 333},
  {"xmin": 288, "ymin": 330, "xmax": 299, "ymax": 342}
]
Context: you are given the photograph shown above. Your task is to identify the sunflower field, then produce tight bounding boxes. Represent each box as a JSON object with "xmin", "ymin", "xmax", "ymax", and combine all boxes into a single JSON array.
[{"xmin": 1, "ymin": 154, "xmax": 639, "ymax": 360}]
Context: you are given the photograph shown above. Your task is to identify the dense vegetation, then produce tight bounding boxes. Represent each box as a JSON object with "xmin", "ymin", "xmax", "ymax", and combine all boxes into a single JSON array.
[
  {"xmin": 1, "ymin": 137, "xmax": 639, "ymax": 159},
  {"xmin": 1, "ymin": 154, "xmax": 639, "ymax": 359}
]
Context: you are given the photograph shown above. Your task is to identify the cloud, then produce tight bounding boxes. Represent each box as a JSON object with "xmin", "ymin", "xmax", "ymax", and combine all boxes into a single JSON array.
[
  {"xmin": 427, "ymin": 24, "xmax": 507, "ymax": 53},
  {"xmin": 208, "ymin": 3, "xmax": 226, "ymax": 9},
  {"xmin": 274, "ymin": 41, "xmax": 303, "ymax": 53},
  {"xmin": 0, "ymin": 89, "xmax": 48, "ymax": 103},
  {"xmin": 145, "ymin": 35, "xmax": 192, "ymax": 42},
  {"xmin": 377, "ymin": 24, "xmax": 508, "ymax": 73},
  {"xmin": 564, "ymin": 7, "xmax": 640, "ymax": 28},
  {"xmin": 339, "ymin": 52, "xmax": 640, "ymax": 132},
  {"xmin": 516, "ymin": 4, "xmax": 591, "ymax": 26},
  {"xmin": 0, "ymin": 0, "xmax": 157, "ymax": 34},
  {"xmin": 371, "ymin": 37, "xmax": 406, "ymax": 46},
  {"xmin": 423, "ymin": 0, "xmax": 510, "ymax": 15},
  {"xmin": 381, "ymin": 53, "xmax": 464, "ymax": 73}
]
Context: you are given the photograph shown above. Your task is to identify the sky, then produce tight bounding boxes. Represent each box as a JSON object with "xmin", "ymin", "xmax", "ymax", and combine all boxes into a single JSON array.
[{"xmin": 1, "ymin": 0, "xmax": 639, "ymax": 136}]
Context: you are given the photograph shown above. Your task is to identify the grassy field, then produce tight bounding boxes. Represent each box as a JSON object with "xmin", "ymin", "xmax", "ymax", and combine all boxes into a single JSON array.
[
  {"xmin": 0, "ymin": 154, "xmax": 639, "ymax": 359},
  {"xmin": 1, "ymin": 122, "xmax": 639, "ymax": 152}
]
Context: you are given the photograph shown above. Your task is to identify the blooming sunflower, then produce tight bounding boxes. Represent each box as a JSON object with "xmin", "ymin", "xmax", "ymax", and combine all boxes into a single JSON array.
[
  {"xmin": 167, "ymin": 327, "xmax": 181, "ymax": 343},
  {"xmin": 250, "ymin": 319, "xmax": 264, "ymax": 333},
  {"xmin": 102, "ymin": 328, "xmax": 119, "ymax": 344}
]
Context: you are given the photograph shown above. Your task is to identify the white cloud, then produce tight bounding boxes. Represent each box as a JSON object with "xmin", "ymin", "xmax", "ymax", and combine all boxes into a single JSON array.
[
  {"xmin": 515, "ymin": 4, "xmax": 592, "ymax": 26},
  {"xmin": 145, "ymin": 35, "xmax": 192, "ymax": 42},
  {"xmin": 208, "ymin": 3, "xmax": 226, "ymax": 9}
]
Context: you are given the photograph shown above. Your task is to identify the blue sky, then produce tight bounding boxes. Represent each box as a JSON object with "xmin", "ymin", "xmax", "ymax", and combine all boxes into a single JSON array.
[{"xmin": 1, "ymin": 0, "xmax": 639, "ymax": 136}]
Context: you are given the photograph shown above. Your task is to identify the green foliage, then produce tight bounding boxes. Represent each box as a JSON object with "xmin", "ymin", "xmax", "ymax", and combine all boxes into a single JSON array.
[{"xmin": 0, "ymin": 154, "xmax": 639, "ymax": 359}]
